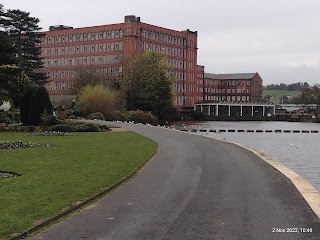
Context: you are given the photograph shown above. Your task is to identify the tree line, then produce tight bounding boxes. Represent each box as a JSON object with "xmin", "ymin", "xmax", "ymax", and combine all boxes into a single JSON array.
[{"xmin": 265, "ymin": 82, "xmax": 309, "ymax": 91}]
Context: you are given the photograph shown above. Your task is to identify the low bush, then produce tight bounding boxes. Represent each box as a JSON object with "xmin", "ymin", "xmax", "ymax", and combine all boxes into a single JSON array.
[
  {"xmin": 87, "ymin": 112, "xmax": 105, "ymax": 120},
  {"xmin": 49, "ymin": 123, "xmax": 100, "ymax": 132},
  {"xmin": 127, "ymin": 110, "xmax": 157, "ymax": 125},
  {"xmin": 75, "ymin": 123, "xmax": 100, "ymax": 132},
  {"xmin": 98, "ymin": 125, "xmax": 111, "ymax": 132},
  {"xmin": 105, "ymin": 111, "xmax": 128, "ymax": 122},
  {"xmin": 56, "ymin": 109, "xmax": 75, "ymax": 120},
  {"xmin": 49, "ymin": 124, "xmax": 74, "ymax": 132}
]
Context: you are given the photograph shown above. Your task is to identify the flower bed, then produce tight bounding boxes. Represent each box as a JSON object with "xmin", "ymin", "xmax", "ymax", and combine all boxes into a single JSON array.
[
  {"xmin": 0, "ymin": 171, "xmax": 19, "ymax": 180},
  {"xmin": 26, "ymin": 131, "xmax": 74, "ymax": 136},
  {"xmin": 0, "ymin": 141, "xmax": 50, "ymax": 150}
]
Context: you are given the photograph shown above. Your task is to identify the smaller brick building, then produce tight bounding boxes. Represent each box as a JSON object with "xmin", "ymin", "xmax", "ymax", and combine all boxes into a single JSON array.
[{"xmin": 203, "ymin": 72, "xmax": 263, "ymax": 103}]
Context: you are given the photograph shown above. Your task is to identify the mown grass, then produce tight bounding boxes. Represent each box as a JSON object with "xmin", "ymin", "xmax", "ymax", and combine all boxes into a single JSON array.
[
  {"xmin": 262, "ymin": 90, "xmax": 302, "ymax": 103},
  {"xmin": 0, "ymin": 131, "xmax": 157, "ymax": 239}
]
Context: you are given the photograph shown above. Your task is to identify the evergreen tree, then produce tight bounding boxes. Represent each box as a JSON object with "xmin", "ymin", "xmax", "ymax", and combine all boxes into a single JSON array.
[
  {"xmin": 0, "ymin": 65, "xmax": 32, "ymax": 104},
  {"xmin": 20, "ymin": 85, "xmax": 53, "ymax": 125},
  {"xmin": 2, "ymin": 8, "xmax": 46, "ymax": 84},
  {"xmin": 0, "ymin": 4, "xmax": 16, "ymax": 65}
]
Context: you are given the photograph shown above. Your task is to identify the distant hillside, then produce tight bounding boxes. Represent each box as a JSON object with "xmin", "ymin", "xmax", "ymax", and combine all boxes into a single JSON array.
[{"xmin": 262, "ymin": 89, "xmax": 302, "ymax": 104}]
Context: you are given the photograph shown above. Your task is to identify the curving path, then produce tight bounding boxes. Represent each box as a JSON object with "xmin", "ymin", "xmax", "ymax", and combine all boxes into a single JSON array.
[{"xmin": 32, "ymin": 121, "xmax": 320, "ymax": 240}]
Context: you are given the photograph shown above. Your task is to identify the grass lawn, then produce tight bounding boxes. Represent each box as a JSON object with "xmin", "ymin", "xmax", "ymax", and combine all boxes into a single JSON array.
[
  {"xmin": 262, "ymin": 89, "xmax": 302, "ymax": 103},
  {"xmin": 0, "ymin": 131, "xmax": 157, "ymax": 239}
]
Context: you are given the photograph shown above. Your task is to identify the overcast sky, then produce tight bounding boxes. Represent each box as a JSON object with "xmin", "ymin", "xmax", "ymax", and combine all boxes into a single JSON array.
[{"xmin": 2, "ymin": 0, "xmax": 320, "ymax": 85}]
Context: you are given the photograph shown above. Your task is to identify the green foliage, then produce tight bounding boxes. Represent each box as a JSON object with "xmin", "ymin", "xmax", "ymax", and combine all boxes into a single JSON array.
[
  {"xmin": 1, "ymin": 8, "xmax": 46, "ymax": 83},
  {"xmin": 0, "ymin": 65, "xmax": 32, "ymax": 105},
  {"xmin": 190, "ymin": 110, "xmax": 205, "ymax": 121},
  {"xmin": 20, "ymin": 86, "xmax": 53, "ymax": 125},
  {"xmin": 49, "ymin": 122, "xmax": 100, "ymax": 132},
  {"xmin": 77, "ymin": 84, "xmax": 117, "ymax": 117},
  {"xmin": 296, "ymin": 85, "xmax": 320, "ymax": 119},
  {"xmin": 0, "ymin": 111, "xmax": 7, "ymax": 123},
  {"xmin": 127, "ymin": 110, "xmax": 157, "ymax": 125},
  {"xmin": 87, "ymin": 112, "xmax": 105, "ymax": 120},
  {"xmin": 71, "ymin": 66, "xmax": 115, "ymax": 95},
  {"xmin": 56, "ymin": 108, "xmax": 76, "ymax": 120},
  {"xmin": 120, "ymin": 51, "xmax": 175, "ymax": 119},
  {"xmin": 0, "ymin": 31, "xmax": 16, "ymax": 65}
]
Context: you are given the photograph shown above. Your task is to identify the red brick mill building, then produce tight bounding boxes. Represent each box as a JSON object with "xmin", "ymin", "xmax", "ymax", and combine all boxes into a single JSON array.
[{"xmin": 39, "ymin": 15, "xmax": 262, "ymax": 109}]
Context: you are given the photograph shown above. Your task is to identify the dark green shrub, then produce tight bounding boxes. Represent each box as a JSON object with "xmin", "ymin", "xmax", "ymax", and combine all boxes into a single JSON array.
[
  {"xmin": 105, "ymin": 111, "xmax": 128, "ymax": 121},
  {"xmin": 190, "ymin": 110, "xmax": 205, "ymax": 121},
  {"xmin": 49, "ymin": 124, "xmax": 74, "ymax": 132},
  {"xmin": 28, "ymin": 125, "xmax": 36, "ymax": 132},
  {"xmin": 57, "ymin": 109, "xmax": 75, "ymax": 120},
  {"xmin": 49, "ymin": 123, "xmax": 100, "ymax": 132},
  {"xmin": 127, "ymin": 110, "xmax": 157, "ymax": 125},
  {"xmin": 87, "ymin": 112, "xmax": 105, "ymax": 120},
  {"xmin": 75, "ymin": 123, "xmax": 100, "ymax": 132},
  {"xmin": 20, "ymin": 86, "xmax": 53, "ymax": 126},
  {"xmin": 98, "ymin": 125, "xmax": 111, "ymax": 131}
]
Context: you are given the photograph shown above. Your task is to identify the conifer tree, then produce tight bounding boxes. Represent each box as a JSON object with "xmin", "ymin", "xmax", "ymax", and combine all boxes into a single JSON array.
[{"xmin": 2, "ymin": 8, "xmax": 46, "ymax": 84}]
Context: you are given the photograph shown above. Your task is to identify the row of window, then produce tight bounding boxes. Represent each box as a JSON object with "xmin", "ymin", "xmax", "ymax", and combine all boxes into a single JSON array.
[
  {"xmin": 204, "ymin": 95, "xmax": 250, "ymax": 102},
  {"xmin": 45, "ymin": 80, "xmax": 73, "ymax": 91},
  {"xmin": 196, "ymin": 79, "xmax": 204, "ymax": 85},
  {"xmin": 141, "ymin": 30, "xmax": 186, "ymax": 46},
  {"xmin": 42, "ymin": 41, "xmax": 123, "ymax": 57},
  {"xmin": 44, "ymin": 55, "xmax": 121, "ymax": 67},
  {"xmin": 43, "ymin": 30, "xmax": 124, "ymax": 45},
  {"xmin": 142, "ymin": 41, "xmax": 186, "ymax": 58},
  {"xmin": 46, "ymin": 66, "xmax": 120, "ymax": 79},
  {"xmin": 196, "ymin": 96, "xmax": 204, "ymax": 101},
  {"xmin": 204, "ymin": 88, "xmax": 250, "ymax": 94},
  {"xmin": 205, "ymin": 80, "xmax": 251, "ymax": 86}
]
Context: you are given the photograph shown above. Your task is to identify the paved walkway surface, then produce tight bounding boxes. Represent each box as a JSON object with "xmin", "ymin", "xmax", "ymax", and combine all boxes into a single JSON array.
[{"xmin": 32, "ymin": 121, "xmax": 320, "ymax": 240}]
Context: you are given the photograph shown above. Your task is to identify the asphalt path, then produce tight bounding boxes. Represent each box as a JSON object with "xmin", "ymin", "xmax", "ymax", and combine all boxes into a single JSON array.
[{"xmin": 32, "ymin": 121, "xmax": 320, "ymax": 240}]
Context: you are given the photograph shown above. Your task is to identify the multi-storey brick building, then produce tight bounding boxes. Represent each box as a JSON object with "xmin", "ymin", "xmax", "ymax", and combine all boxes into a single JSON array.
[
  {"xmin": 203, "ymin": 72, "xmax": 263, "ymax": 103},
  {"xmin": 39, "ymin": 15, "xmax": 201, "ymax": 109}
]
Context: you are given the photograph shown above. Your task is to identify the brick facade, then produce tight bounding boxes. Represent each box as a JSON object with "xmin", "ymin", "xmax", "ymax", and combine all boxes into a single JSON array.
[
  {"xmin": 39, "ymin": 15, "xmax": 199, "ymax": 109},
  {"xmin": 203, "ymin": 72, "xmax": 263, "ymax": 103}
]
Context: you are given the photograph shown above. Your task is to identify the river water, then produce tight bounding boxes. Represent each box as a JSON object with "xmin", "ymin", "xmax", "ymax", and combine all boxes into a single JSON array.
[{"xmin": 172, "ymin": 121, "xmax": 320, "ymax": 193}]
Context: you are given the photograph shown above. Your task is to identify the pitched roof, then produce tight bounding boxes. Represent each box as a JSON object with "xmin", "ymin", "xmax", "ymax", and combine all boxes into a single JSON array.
[{"xmin": 204, "ymin": 72, "xmax": 257, "ymax": 80}]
